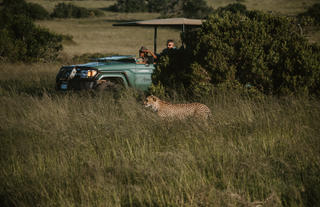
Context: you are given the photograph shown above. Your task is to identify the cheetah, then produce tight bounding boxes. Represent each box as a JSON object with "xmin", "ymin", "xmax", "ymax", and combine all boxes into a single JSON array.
[{"xmin": 144, "ymin": 95, "xmax": 211, "ymax": 120}]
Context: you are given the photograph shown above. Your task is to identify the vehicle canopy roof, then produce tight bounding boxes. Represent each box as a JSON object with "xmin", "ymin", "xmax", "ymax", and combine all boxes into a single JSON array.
[
  {"xmin": 113, "ymin": 18, "xmax": 203, "ymax": 27},
  {"xmin": 113, "ymin": 18, "xmax": 204, "ymax": 53}
]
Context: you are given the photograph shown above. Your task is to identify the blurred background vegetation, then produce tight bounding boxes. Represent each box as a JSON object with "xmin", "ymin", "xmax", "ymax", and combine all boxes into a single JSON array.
[{"xmin": 1, "ymin": 0, "xmax": 320, "ymax": 206}]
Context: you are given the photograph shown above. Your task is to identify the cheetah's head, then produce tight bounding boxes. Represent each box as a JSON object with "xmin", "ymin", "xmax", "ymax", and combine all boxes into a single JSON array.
[{"xmin": 144, "ymin": 95, "xmax": 160, "ymax": 111}]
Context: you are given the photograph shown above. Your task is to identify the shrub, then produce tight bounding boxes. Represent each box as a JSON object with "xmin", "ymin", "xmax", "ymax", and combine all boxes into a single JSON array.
[
  {"xmin": 160, "ymin": 0, "xmax": 213, "ymax": 18},
  {"xmin": 217, "ymin": 3, "xmax": 247, "ymax": 14},
  {"xmin": 147, "ymin": 0, "xmax": 171, "ymax": 13},
  {"xmin": 27, "ymin": 3, "xmax": 50, "ymax": 20},
  {"xmin": 111, "ymin": 0, "xmax": 213, "ymax": 18},
  {"xmin": 51, "ymin": 3, "xmax": 104, "ymax": 18},
  {"xmin": 2, "ymin": 0, "xmax": 49, "ymax": 20},
  {"xmin": 180, "ymin": 0, "xmax": 214, "ymax": 18},
  {"xmin": 152, "ymin": 10, "xmax": 320, "ymax": 98},
  {"xmin": 298, "ymin": 3, "xmax": 320, "ymax": 26},
  {"xmin": 158, "ymin": 0, "xmax": 214, "ymax": 18},
  {"xmin": 111, "ymin": 0, "xmax": 148, "ymax": 13},
  {"xmin": 0, "ymin": 0, "xmax": 63, "ymax": 62},
  {"xmin": 151, "ymin": 48, "xmax": 190, "ymax": 98}
]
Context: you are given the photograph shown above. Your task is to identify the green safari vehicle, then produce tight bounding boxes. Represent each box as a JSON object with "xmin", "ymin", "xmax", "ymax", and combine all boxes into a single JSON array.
[
  {"xmin": 55, "ymin": 18, "xmax": 203, "ymax": 91},
  {"xmin": 55, "ymin": 56, "xmax": 155, "ymax": 91}
]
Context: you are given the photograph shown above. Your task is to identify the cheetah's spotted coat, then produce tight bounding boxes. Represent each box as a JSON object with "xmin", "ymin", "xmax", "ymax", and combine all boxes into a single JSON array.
[{"xmin": 144, "ymin": 95, "xmax": 211, "ymax": 120}]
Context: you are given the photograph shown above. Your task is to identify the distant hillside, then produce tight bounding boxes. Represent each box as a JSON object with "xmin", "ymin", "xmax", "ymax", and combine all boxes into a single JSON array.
[
  {"xmin": 26, "ymin": 0, "xmax": 319, "ymax": 16},
  {"xmin": 207, "ymin": 0, "xmax": 319, "ymax": 16}
]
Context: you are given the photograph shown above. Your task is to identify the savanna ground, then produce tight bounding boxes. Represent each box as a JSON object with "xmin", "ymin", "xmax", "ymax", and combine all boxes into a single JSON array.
[{"xmin": 1, "ymin": 0, "xmax": 320, "ymax": 206}]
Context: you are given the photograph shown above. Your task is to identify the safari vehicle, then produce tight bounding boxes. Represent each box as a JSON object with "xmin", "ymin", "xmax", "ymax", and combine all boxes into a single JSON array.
[
  {"xmin": 55, "ymin": 18, "xmax": 203, "ymax": 91},
  {"xmin": 55, "ymin": 56, "xmax": 154, "ymax": 91}
]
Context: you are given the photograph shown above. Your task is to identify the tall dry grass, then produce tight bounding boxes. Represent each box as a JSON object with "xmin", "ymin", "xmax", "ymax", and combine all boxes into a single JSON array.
[
  {"xmin": 1, "ymin": 63, "xmax": 320, "ymax": 206},
  {"xmin": 2, "ymin": 1, "xmax": 320, "ymax": 206}
]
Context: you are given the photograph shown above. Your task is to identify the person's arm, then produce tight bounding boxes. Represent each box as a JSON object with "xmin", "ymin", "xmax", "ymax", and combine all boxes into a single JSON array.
[
  {"xmin": 149, "ymin": 51, "xmax": 157, "ymax": 59},
  {"xmin": 144, "ymin": 49, "xmax": 157, "ymax": 59}
]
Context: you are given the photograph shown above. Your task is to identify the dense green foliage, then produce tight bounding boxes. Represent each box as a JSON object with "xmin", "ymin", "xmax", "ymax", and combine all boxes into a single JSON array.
[
  {"xmin": 165, "ymin": 0, "xmax": 214, "ymax": 18},
  {"xmin": 152, "ymin": 10, "xmax": 320, "ymax": 98},
  {"xmin": 26, "ymin": 2, "xmax": 50, "ymax": 20},
  {"xmin": 147, "ymin": 0, "xmax": 171, "ymax": 13},
  {"xmin": 0, "ymin": 0, "xmax": 62, "ymax": 62},
  {"xmin": 111, "ymin": 0, "xmax": 213, "ymax": 18},
  {"xmin": 298, "ymin": 3, "xmax": 320, "ymax": 25},
  {"xmin": 217, "ymin": 3, "xmax": 247, "ymax": 14},
  {"xmin": 51, "ymin": 3, "xmax": 104, "ymax": 18},
  {"xmin": 111, "ymin": 0, "xmax": 148, "ymax": 13},
  {"xmin": 1, "ymin": 0, "xmax": 49, "ymax": 20},
  {"xmin": 0, "ymin": 64, "xmax": 320, "ymax": 206}
]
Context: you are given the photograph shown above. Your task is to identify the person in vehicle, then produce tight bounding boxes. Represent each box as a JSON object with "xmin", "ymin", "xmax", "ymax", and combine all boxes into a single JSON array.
[
  {"xmin": 137, "ymin": 46, "xmax": 157, "ymax": 64},
  {"xmin": 160, "ymin": 39, "xmax": 176, "ymax": 56}
]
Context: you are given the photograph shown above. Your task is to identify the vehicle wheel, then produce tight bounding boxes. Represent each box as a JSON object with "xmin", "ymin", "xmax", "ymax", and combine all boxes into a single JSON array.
[{"xmin": 96, "ymin": 79, "xmax": 124, "ymax": 92}]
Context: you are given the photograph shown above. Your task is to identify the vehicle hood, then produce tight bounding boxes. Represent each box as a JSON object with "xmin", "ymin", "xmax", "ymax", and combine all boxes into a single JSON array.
[{"xmin": 68, "ymin": 55, "xmax": 138, "ymax": 69}]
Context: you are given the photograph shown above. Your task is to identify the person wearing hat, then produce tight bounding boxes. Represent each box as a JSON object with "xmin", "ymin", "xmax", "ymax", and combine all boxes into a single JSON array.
[{"xmin": 137, "ymin": 46, "xmax": 157, "ymax": 64}]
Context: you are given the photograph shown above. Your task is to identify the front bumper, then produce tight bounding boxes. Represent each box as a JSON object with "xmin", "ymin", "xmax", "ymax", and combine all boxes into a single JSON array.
[
  {"xmin": 56, "ymin": 79, "xmax": 97, "ymax": 90},
  {"xmin": 55, "ymin": 66, "xmax": 99, "ymax": 90}
]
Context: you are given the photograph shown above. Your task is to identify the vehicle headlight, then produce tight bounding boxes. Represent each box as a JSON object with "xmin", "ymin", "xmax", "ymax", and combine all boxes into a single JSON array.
[
  {"xmin": 87, "ymin": 70, "xmax": 97, "ymax": 77},
  {"xmin": 80, "ymin": 69, "xmax": 97, "ymax": 78}
]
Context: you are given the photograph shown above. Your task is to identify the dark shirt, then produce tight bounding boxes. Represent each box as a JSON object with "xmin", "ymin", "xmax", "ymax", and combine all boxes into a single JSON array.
[{"xmin": 160, "ymin": 47, "xmax": 177, "ymax": 56}]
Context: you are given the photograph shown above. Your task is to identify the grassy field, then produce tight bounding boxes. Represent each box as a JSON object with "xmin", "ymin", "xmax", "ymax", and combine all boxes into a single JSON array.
[
  {"xmin": 1, "ymin": 0, "xmax": 320, "ymax": 206},
  {"xmin": 28, "ymin": 0, "xmax": 181, "ymax": 57},
  {"xmin": 1, "ymin": 63, "xmax": 320, "ymax": 206},
  {"xmin": 36, "ymin": 15, "xmax": 181, "ymax": 58},
  {"xmin": 27, "ymin": 0, "xmax": 319, "ymax": 58}
]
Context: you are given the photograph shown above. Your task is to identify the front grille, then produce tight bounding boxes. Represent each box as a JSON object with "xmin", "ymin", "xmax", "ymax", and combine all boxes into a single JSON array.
[
  {"xmin": 56, "ymin": 67, "xmax": 97, "ymax": 81},
  {"xmin": 56, "ymin": 67, "xmax": 98, "ymax": 90},
  {"xmin": 56, "ymin": 67, "xmax": 73, "ymax": 81}
]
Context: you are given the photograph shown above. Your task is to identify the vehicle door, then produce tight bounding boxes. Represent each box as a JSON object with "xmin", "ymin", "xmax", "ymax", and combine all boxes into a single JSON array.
[{"xmin": 134, "ymin": 63, "xmax": 155, "ymax": 91}]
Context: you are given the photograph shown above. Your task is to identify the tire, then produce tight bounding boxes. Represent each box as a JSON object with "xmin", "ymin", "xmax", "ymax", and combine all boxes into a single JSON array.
[{"xmin": 95, "ymin": 79, "xmax": 124, "ymax": 92}]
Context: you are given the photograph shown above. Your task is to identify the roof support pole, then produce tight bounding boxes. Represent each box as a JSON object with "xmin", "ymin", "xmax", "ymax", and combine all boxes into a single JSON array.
[
  {"xmin": 181, "ymin": 24, "xmax": 185, "ymax": 47},
  {"xmin": 154, "ymin": 26, "xmax": 158, "ymax": 54}
]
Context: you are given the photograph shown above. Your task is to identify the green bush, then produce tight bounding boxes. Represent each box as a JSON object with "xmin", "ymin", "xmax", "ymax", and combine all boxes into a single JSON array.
[
  {"xmin": 0, "ymin": 0, "xmax": 62, "ymax": 62},
  {"xmin": 2, "ymin": 0, "xmax": 49, "ymax": 20},
  {"xmin": 298, "ymin": 3, "xmax": 320, "ymax": 26},
  {"xmin": 51, "ymin": 3, "xmax": 104, "ymax": 18},
  {"xmin": 162, "ymin": 0, "xmax": 214, "ymax": 18},
  {"xmin": 217, "ymin": 3, "xmax": 247, "ymax": 14},
  {"xmin": 180, "ymin": 0, "xmax": 214, "ymax": 18},
  {"xmin": 111, "ymin": 0, "xmax": 213, "ymax": 18},
  {"xmin": 147, "ymin": 0, "xmax": 171, "ymax": 13},
  {"xmin": 153, "ymin": 10, "xmax": 320, "ymax": 98},
  {"xmin": 27, "ymin": 3, "xmax": 50, "ymax": 20},
  {"xmin": 111, "ymin": 0, "xmax": 148, "ymax": 13}
]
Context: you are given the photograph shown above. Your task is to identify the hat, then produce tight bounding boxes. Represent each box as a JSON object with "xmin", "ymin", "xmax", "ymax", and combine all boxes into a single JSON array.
[{"xmin": 139, "ymin": 46, "xmax": 148, "ymax": 52}]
